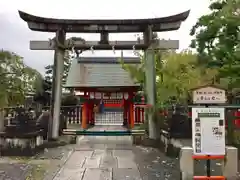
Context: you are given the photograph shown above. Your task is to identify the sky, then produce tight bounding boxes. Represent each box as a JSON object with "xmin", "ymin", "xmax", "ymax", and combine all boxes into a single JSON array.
[{"xmin": 0, "ymin": 0, "xmax": 211, "ymax": 75}]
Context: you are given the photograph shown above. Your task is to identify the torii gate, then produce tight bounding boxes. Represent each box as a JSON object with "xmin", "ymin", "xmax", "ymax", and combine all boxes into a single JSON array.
[{"xmin": 18, "ymin": 10, "xmax": 190, "ymax": 140}]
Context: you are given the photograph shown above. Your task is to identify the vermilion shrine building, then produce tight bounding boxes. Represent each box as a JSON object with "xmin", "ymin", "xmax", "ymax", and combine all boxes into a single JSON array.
[{"xmin": 65, "ymin": 56, "xmax": 145, "ymax": 129}]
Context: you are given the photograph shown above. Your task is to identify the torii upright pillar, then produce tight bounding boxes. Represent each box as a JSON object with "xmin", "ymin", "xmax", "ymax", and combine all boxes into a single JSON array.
[
  {"xmin": 144, "ymin": 26, "xmax": 158, "ymax": 139},
  {"xmin": 48, "ymin": 29, "xmax": 66, "ymax": 140}
]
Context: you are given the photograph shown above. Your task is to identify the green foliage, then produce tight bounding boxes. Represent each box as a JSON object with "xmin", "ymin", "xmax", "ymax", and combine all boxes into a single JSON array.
[
  {"xmin": 121, "ymin": 50, "xmax": 217, "ymax": 105},
  {"xmin": 44, "ymin": 50, "xmax": 72, "ymax": 85},
  {"xmin": 190, "ymin": 0, "xmax": 240, "ymax": 89},
  {"xmin": 157, "ymin": 50, "xmax": 217, "ymax": 103},
  {"xmin": 120, "ymin": 53, "xmax": 145, "ymax": 85},
  {"xmin": 0, "ymin": 50, "xmax": 43, "ymax": 107}
]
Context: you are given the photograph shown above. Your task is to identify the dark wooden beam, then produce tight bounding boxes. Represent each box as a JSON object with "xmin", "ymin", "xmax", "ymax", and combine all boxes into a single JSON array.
[{"xmin": 18, "ymin": 10, "xmax": 190, "ymax": 33}]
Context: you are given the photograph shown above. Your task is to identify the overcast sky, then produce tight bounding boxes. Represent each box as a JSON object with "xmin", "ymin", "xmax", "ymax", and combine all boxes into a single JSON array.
[{"xmin": 0, "ymin": 0, "xmax": 211, "ymax": 74}]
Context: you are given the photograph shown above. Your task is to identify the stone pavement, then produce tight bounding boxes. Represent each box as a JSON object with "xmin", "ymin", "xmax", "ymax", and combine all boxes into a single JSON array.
[
  {"xmin": 53, "ymin": 126, "xmax": 140, "ymax": 180},
  {"xmin": 52, "ymin": 125, "xmax": 180, "ymax": 180},
  {"xmin": 0, "ymin": 126, "xmax": 181, "ymax": 179}
]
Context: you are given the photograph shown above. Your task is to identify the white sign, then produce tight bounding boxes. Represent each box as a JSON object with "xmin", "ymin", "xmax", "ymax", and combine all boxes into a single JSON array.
[
  {"xmin": 192, "ymin": 107, "xmax": 225, "ymax": 155},
  {"xmin": 103, "ymin": 93, "xmax": 109, "ymax": 99},
  {"xmin": 124, "ymin": 93, "xmax": 129, "ymax": 100},
  {"xmin": 110, "ymin": 93, "xmax": 116, "ymax": 99},
  {"xmin": 95, "ymin": 92, "xmax": 102, "ymax": 99},
  {"xmin": 192, "ymin": 86, "xmax": 226, "ymax": 104},
  {"xmin": 89, "ymin": 92, "xmax": 94, "ymax": 99},
  {"xmin": 116, "ymin": 92, "xmax": 123, "ymax": 99}
]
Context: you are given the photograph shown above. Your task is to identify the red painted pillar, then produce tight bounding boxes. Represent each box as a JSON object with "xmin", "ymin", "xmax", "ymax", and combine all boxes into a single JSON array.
[
  {"xmin": 137, "ymin": 107, "xmax": 141, "ymax": 123},
  {"xmin": 141, "ymin": 108, "xmax": 144, "ymax": 123},
  {"xmin": 129, "ymin": 92, "xmax": 134, "ymax": 128},
  {"xmin": 87, "ymin": 102, "xmax": 91, "ymax": 125},
  {"xmin": 81, "ymin": 92, "xmax": 88, "ymax": 129},
  {"xmin": 141, "ymin": 96, "xmax": 145, "ymax": 123},
  {"xmin": 89, "ymin": 101, "xmax": 94, "ymax": 125},
  {"xmin": 81, "ymin": 103, "xmax": 87, "ymax": 129},
  {"xmin": 124, "ymin": 101, "xmax": 128, "ymax": 126}
]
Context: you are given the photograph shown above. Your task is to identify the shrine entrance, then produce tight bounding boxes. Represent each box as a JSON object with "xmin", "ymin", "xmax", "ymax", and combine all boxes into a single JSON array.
[
  {"xmin": 94, "ymin": 105, "xmax": 124, "ymax": 125},
  {"xmin": 93, "ymin": 92, "xmax": 131, "ymax": 126},
  {"xmin": 18, "ymin": 10, "xmax": 190, "ymax": 139}
]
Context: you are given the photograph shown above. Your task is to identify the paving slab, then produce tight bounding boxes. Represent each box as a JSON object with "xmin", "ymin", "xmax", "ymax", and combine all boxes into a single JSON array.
[
  {"xmin": 65, "ymin": 151, "xmax": 93, "ymax": 168},
  {"xmin": 100, "ymin": 155, "xmax": 118, "ymax": 168},
  {"xmin": 82, "ymin": 168, "xmax": 112, "ymax": 180},
  {"xmin": 113, "ymin": 168, "xmax": 142, "ymax": 180},
  {"xmin": 113, "ymin": 150, "xmax": 135, "ymax": 159},
  {"xmin": 92, "ymin": 149, "xmax": 106, "ymax": 158},
  {"xmin": 53, "ymin": 167, "xmax": 85, "ymax": 180},
  {"xmin": 83, "ymin": 157, "xmax": 101, "ymax": 168},
  {"xmin": 117, "ymin": 158, "xmax": 138, "ymax": 169}
]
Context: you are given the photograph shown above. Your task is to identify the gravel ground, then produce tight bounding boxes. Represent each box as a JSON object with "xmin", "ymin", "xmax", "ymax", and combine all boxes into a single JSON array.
[
  {"xmin": 0, "ymin": 136, "xmax": 76, "ymax": 180},
  {"xmin": 0, "ymin": 163, "xmax": 31, "ymax": 180},
  {"xmin": 133, "ymin": 145, "xmax": 180, "ymax": 180}
]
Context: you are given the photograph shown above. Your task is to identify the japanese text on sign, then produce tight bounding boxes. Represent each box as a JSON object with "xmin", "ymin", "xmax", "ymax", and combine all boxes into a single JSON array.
[
  {"xmin": 192, "ymin": 86, "xmax": 226, "ymax": 104},
  {"xmin": 192, "ymin": 107, "xmax": 225, "ymax": 155}
]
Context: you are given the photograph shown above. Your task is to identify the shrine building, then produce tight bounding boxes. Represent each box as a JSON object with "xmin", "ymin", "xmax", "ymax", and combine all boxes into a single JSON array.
[{"xmin": 65, "ymin": 56, "xmax": 145, "ymax": 129}]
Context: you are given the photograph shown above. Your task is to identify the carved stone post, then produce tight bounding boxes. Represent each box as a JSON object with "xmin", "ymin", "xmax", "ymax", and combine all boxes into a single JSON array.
[
  {"xmin": 144, "ymin": 26, "xmax": 158, "ymax": 139},
  {"xmin": 49, "ymin": 29, "xmax": 66, "ymax": 140}
]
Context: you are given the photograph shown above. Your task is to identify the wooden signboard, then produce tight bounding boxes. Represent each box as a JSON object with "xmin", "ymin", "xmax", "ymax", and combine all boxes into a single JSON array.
[{"xmin": 192, "ymin": 85, "xmax": 226, "ymax": 104}]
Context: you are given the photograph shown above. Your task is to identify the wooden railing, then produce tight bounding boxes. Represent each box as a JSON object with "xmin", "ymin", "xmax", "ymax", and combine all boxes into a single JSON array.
[
  {"xmin": 134, "ymin": 105, "xmax": 145, "ymax": 124},
  {"xmin": 4, "ymin": 105, "xmax": 145, "ymax": 125},
  {"xmin": 42, "ymin": 105, "xmax": 82, "ymax": 124}
]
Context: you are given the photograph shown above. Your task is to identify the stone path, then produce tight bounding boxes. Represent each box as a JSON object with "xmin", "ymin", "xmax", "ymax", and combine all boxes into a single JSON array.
[
  {"xmin": 51, "ymin": 125, "xmax": 181, "ymax": 180},
  {"xmin": 0, "ymin": 126, "xmax": 181, "ymax": 179},
  {"xmin": 53, "ymin": 126, "xmax": 142, "ymax": 180}
]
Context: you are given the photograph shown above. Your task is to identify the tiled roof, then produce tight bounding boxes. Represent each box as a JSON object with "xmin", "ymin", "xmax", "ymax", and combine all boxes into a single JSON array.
[{"xmin": 65, "ymin": 57, "xmax": 140, "ymax": 88}]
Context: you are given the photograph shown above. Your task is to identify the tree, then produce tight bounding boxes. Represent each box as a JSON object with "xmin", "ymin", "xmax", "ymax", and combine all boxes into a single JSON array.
[
  {"xmin": 190, "ymin": 0, "xmax": 240, "ymax": 89},
  {"xmin": 156, "ymin": 51, "xmax": 217, "ymax": 103},
  {"xmin": 44, "ymin": 50, "xmax": 73, "ymax": 85},
  {"xmin": 33, "ymin": 79, "xmax": 51, "ymax": 106},
  {"xmin": 0, "ymin": 50, "xmax": 43, "ymax": 107},
  {"xmin": 121, "ymin": 50, "xmax": 217, "ymax": 105}
]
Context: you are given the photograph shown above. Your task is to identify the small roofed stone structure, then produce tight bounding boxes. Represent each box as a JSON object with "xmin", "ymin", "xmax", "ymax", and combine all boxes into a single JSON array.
[{"xmin": 65, "ymin": 56, "xmax": 141, "ymax": 126}]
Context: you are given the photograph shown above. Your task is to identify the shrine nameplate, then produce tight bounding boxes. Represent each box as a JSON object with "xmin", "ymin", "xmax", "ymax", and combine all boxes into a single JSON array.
[{"xmin": 192, "ymin": 86, "xmax": 226, "ymax": 104}]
